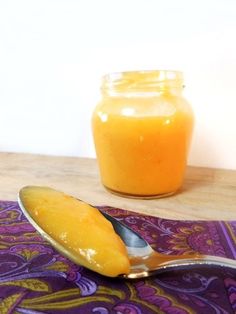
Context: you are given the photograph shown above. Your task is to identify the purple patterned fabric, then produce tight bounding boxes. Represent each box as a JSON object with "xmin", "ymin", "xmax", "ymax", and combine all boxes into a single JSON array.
[{"xmin": 0, "ymin": 201, "xmax": 236, "ymax": 314}]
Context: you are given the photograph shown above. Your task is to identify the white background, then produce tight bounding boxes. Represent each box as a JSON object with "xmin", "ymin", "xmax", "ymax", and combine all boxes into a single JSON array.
[{"xmin": 0, "ymin": 0, "xmax": 236, "ymax": 170}]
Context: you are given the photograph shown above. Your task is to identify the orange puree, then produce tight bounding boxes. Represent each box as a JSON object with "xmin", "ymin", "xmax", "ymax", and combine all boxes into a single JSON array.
[
  {"xmin": 20, "ymin": 186, "xmax": 130, "ymax": 277},
  {"xmin": 92, "ymin": 70, "xmax": 194, "ymax": 197}
]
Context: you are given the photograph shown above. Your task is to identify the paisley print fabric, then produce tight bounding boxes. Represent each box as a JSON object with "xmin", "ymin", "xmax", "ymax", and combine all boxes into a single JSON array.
[{"xmin": 0, "ymin": 201, "xmax": 236, "ymax": 314}]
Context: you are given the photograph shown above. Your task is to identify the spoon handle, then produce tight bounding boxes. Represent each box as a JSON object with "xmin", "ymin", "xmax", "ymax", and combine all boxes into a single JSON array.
[{"xmin": 127, "ymin": 253, "xmax": 236, "ymax": 279}]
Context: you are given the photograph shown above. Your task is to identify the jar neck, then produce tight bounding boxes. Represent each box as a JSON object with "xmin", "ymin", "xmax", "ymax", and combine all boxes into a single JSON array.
[{"xmin": 101, "ymin": 70, "xmax": 184, "ymax": 97}]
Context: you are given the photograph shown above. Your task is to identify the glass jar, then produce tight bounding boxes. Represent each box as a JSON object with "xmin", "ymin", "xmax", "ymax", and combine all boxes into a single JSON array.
[{"xmin": 92, "ymin": 70, "xmax": 194, "ymax": 198}]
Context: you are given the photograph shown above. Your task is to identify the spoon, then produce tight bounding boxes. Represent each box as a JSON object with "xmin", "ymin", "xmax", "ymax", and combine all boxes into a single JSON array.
[{"xmin": 18, "ymin": 192, "xmax": 236, "ymax": 279}]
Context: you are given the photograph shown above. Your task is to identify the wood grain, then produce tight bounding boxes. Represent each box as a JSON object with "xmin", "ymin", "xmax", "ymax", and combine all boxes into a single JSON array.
[{"xmin": 0, "ymin": 152, "xmax": 235, "ymax": 220}]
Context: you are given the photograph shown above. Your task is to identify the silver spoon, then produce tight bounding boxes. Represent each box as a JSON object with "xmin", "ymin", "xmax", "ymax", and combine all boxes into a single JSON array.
[{"xmin": 18, "ymin": 191, "xmax": 236, "ymax": 279}]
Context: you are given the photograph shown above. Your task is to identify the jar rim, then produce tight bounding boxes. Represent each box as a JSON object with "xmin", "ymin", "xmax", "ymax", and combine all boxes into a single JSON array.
[
  {"xmin": 102, "ymin": 69, "xmax": 183, "ymax": 82},
  {"xmin": 101, "ymin": 70, "xmax": 184, "ymax": 94}
]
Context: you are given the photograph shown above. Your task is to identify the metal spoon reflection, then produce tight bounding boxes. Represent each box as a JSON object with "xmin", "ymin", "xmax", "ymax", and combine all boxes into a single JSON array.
[{"xmin": 100, "ymin": 211, "xmax": 236, "ymax": 278}]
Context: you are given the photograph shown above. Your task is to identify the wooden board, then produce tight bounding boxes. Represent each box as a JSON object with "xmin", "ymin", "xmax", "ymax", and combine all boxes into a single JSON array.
[{"xmin": 0, "ymin": 152, "xmax": 235, "ymax": 220}]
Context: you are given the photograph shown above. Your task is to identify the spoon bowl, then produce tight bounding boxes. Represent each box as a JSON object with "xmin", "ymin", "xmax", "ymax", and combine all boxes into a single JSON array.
[{"xmin": 18, "ymin": 188, "xmax": 236, "ymax": 279}]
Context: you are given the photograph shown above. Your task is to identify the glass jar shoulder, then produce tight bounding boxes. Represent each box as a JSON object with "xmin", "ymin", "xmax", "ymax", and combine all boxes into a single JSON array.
[{"xmin": 93, "ymin": 94, "xmax": 193, "ymax": 119}]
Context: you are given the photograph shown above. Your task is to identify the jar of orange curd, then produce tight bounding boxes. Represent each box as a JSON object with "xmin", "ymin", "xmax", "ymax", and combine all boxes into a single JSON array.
[{"xmin": 92, "ymin": 70, "xmax": 194, "ymax": 198}]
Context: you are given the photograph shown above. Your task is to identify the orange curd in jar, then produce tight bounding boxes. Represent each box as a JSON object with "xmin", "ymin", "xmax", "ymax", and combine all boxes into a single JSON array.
[{"xmin": 92, "ymin": 70, "xmax": 194, "ymax": 198}]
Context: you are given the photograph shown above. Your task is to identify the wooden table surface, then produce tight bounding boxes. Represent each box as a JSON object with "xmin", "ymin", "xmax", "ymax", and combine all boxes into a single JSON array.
[{"xmin": 0, "ymin": 152, "xmax": 235, "ymax": 220}]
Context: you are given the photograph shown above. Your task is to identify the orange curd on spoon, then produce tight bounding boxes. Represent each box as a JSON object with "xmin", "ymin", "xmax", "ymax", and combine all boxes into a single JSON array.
[{"xmin": 20, "ymin": 186, "xmax": 130, "ymax": 277}]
